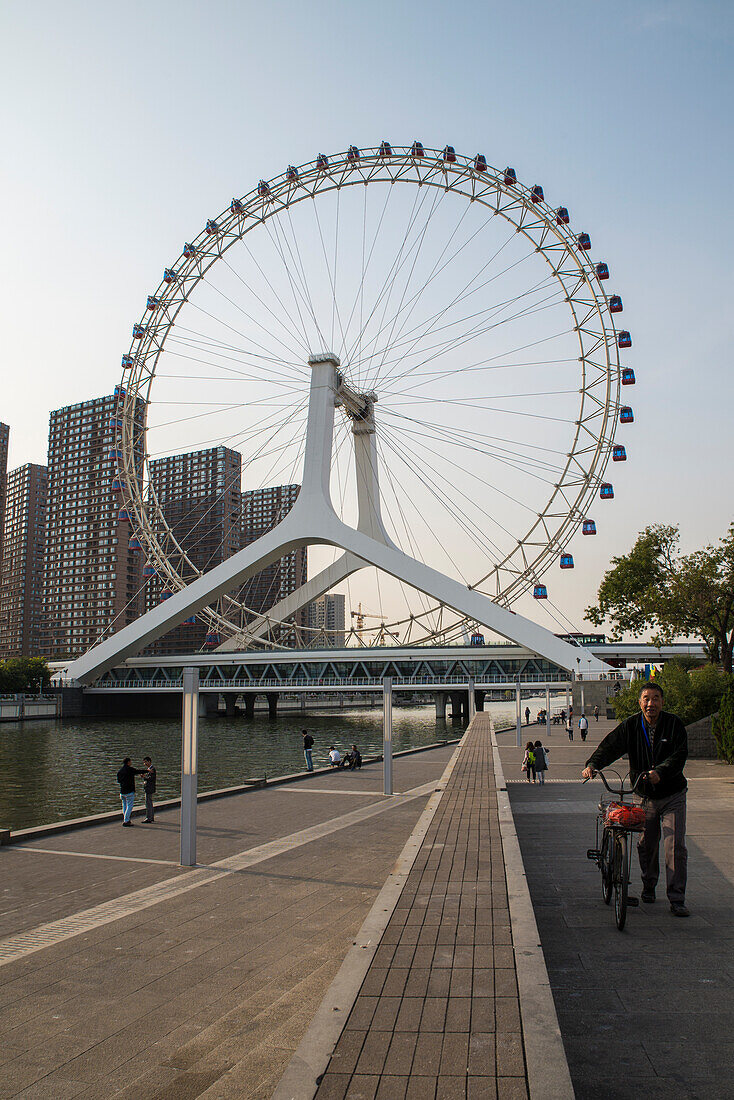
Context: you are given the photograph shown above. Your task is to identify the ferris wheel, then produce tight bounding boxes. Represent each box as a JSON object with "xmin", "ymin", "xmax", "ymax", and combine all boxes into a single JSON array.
[{"xmin": 115, "ymin": 143, "xmax": 635, "ymax": 649}]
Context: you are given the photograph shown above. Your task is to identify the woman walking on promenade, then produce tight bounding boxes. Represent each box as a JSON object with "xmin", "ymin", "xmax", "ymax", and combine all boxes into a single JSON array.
[
  {"xmin": 533, "ymin": 740, "xmax": 549, "ymax": 785},
  {"xmin": 522, "ymin": 741, "xmax": 537, "ymax": 783}
]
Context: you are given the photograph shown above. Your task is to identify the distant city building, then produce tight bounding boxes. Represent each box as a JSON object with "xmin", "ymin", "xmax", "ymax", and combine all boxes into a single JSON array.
[
  {"xmin": 0, "ymin": 464, "xmax": 48, "ymax": 657},
  {"xmin": 240, "ymin": 484, "xmax": 307, "ymax": 642},
  {"xmin": 0, "ymin": 422, "xmax": 9, "ymax": 578},
  {"xmin": 309, "ymin": 593, "xmax": 346, "ymax": 646},
  {"xmin": 42, "ymin": 392, "xmax": 145, "ymax": 660},
  {"xmin": 145, "ymin": 447, "xmax": 242, "ymax": 654}
]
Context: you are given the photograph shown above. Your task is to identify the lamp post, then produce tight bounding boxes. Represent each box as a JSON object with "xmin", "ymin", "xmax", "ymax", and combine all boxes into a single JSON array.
[
  {"xmin": 383, "ymin": 676, "xmax": 393, "ymax": 796},
  {"xmin": 180, "ymin": 666, "xmax": 199, "ymax": 866}
]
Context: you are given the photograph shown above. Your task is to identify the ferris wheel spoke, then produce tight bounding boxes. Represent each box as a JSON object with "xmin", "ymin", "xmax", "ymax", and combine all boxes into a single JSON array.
[
  {"xmin": 167, "ymin": 325, "xmax": 308, "ymax": 378},
  {"xmin": 202, "ymin": 261, "xmax": 310, "ymax": 360}
]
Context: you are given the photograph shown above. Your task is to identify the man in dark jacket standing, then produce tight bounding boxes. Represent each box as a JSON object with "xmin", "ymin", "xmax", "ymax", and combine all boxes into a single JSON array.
[
  {"xmin": 116, "ymin": 757, "xmax": 146, "ymax": 827},
  {"xmin": 582, "ymin": 681, "xmax": 690, "ymax": 917}
]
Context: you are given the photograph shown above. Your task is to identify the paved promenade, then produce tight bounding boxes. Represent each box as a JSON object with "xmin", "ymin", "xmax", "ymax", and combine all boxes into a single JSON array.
[{"xmin": 496, "ymin": 718, "xmax": 734, "ymax": 1100}]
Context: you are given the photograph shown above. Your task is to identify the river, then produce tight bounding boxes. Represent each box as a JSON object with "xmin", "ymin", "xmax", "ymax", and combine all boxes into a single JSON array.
[{"xmin": 0, "ymin": 696, "xmax": 551, "ymax": 830}]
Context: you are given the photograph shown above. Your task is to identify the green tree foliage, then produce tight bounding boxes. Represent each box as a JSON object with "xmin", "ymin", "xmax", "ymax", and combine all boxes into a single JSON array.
[
  {"xmin": 586, "ymin": 523, "xmax": 734, "ymax": 673},
  {"xmin": 712, "ymin": 682, "xmax": 734, "ymax": 764},
  {"xmin": 612, "ymin": 662, "xmax": 730, "ymax": 726},
  {"xmin": 0, "ymin": 657, "xmax": 52, "ymax": 694}
]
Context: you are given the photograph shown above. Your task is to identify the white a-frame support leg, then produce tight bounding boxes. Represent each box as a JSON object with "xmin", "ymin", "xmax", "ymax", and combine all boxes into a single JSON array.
[{"xmin": 67, "ymin": 354, "xmax": 607, "ymax": 684}]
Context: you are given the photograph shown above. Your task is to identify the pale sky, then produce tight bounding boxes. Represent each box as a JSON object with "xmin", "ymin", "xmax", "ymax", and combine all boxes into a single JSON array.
[{"xmin": 1, "ymin": 0, "xmax": 732, "ymax": 638}]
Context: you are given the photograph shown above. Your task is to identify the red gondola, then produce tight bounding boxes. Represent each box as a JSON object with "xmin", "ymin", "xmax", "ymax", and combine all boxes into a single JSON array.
[
  {"xmin": 530, "ymin": 185, "xmax": 544, "ymax": 203},
  {"xmin": 316, "ymin": 153, "xmax": 329, "ymax": 170},
  {"xmin": 577, "ymin": 232, "xmax": 591, "ymax": 251},
  {"xmin": 183, "ymin": 616, "xmax": 197, "ymax": 625},
  {"xmin": 443, "ymin": 145, "xmax": 457, "ymax": 163},
  {"xmin": 204, "ymin": 632, "xmax": 221, "ymax": 647},
  {"xmin": 146, "ymin": 295, "xmax": 159, "ymax": 311},
  {"xmin": 257, "ymin": 180, "xmax": 270, "ymax": 197},
  {"xmin": 114, "ymin": 385, "xmax": 126, "ymax": 398},
  {"xmin": 183, "ymin": 242, "xmax": 197, "ymax": 259},
  {"xmin": 620, "ymin": 406, "xmax": 634, "ymax": 423},
  {"xmin": 560, "ymin": 554, "xmax": 574, "ymax": 569},
  {"xmin": 128, "ymin": 537, "xmax": 142, "ymax": 551},
  {"xmin": 205, "ymin": 219, "xmax": 219, "ymax": 234},
  {"xmin": 609, "ymin": 295, "xmax": 623, "ymax": 314},
  {"xmin": 612, "ymin": 445, "xmax": 627, "ymax": 461},
  {"xmin": 617, "ymin": 331, "xmax": 632, "ymax": 349},
  {"xmin": 600, "ymin": 483, "xmax": 614, "ymax": 499},
  {"xmin": 533, "ymin": 584, "xmax": 548, "ymax": 599},
  {"xmin": 595, "ymin": 262, "xmax": 610, "ymax": 280},
  {"xmin": 142, "ymin": 565, "xmax": 157, "ymax": 578},
  {"xmin": 230, "ymin": 198, "xmax": 244, "ymax": 214},
  {"xmin": 556, "ymin": 207, "xmax": 570, "ymax": 224},
  {"xmin": 111, "ymin": 478, "xmax": 125, "ymax": 493},
  {"xmin": 286, "ymin": 165, "xmax": 299, "ymax": 182},
  {"xmin": 117, "ymin": 508, "xmax": 130, "ymax": 522},
  {"xmin": 132, "ymin": 324, "xmax": 145, "ymax": 340},
  {"xmin": 621, "ymin": 368, "xmax": 635, "ymax": 385},
  {"xmin": 379, "ymin": 141, "xmax": 392, "ymax": 157},
  {"xmin": 163, "ymin": 268, "xmax": 175, "ymax": 284},
  {"xmin": 109, "ymin": 449, "xmax": 123, "ymax": 461},
  {"xmin": 411, "ymin": 141, "xmax": 425, "ymax": 157},
  {"xmin": 582, "ymin": 520, "xmax": 597, "ymax": 535},
  {"xmin": 122, "ymin": 354, "xmax": 134, "ymax": 369},
  {"xmin": 347, "ymin": 145, "xmax": 360, "ymax": 162},
  {"xmin": 474, "ymin": 154, "xmax": 487, "ymax": 173},
  {"xmin": 504, "ymin": 166, "xmax": 517, "ymax": 186}
]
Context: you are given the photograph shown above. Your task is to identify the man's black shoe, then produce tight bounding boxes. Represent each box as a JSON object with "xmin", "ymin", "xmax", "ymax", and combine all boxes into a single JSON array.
[
  {"xmin": 641, "ymin": 890, "xmax": 656, "ymax": 903},
  {"xmin": 122, "ymin": 821, "xmax": 132, "ymax": 827},
  {"xmin": 670, "ymin": 903, "xmax": 690, "ymax": 917}
]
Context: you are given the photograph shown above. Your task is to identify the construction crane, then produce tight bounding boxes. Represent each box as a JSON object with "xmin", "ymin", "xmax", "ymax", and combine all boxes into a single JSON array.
[{"xmin": 350, "ymin": 602, "xmax": 401, "ymax": 645}]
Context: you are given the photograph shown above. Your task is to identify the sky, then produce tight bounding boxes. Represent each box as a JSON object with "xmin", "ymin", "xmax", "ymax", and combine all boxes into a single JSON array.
[{"xmin": 1, "ymin": 0, "xmax": 732, "ymax": 640}]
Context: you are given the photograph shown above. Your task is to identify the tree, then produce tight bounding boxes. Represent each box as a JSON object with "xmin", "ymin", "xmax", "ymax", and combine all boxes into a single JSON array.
[
  {"xmin": 586, "ymin": 524, "xmax": 734, "ymax": 673},
  {"xmin": 0, "ymin": 657, "xmax": 52, "ymax": 694},
  {"xmin": 612, "ymin": 662, "xmax": 729, "ymax": 726},
  {"xmin": 713, "ymin": 681, "xmax": 734, "ymax": 764}
]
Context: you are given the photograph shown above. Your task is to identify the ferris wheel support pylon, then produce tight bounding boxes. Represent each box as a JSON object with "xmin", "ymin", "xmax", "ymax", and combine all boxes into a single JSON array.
[{"xmin": 67, "ymin": 354, "xmax": 610, "ymax": 684}]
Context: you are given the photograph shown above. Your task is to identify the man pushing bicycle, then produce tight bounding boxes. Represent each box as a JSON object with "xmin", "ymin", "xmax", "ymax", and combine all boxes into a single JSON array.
[{"xmin": 581, "ymin": 681, "xmax": 690, "ymax": 917}]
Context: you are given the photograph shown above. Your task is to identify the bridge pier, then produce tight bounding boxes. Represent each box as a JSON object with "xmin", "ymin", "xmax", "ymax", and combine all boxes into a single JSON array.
[
  {"xmin": 224, "ymin": 694, "xmax": 238, "ymax": 718},
  {"xmin": 243, "ymin": 694, "xmax": 255, "ymax": 719},
  {"xmin": 450, "ymin": 691, "xmax": 468, "ymax": 723},
  {"xmin": 475, "ymin": 689, "xmax": 485, "ymax": 712},
  {"xmin": 198, "ymin": 692, "xmax": 220, "ymax": 718},
  {"xmin": 266, "ymin": 692, "xmax": 278, "ymax": 719},
  {"xmin": 435, "ymin": 691, "xmax": 447, "ymax": 721}
]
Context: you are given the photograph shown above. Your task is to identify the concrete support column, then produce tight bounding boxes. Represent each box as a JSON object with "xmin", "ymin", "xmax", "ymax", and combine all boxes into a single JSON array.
[
  {"xmin": 546, "ymin": 686, "xmax": 551, "ymax": 738},
  {"xmin": 475, "ymin": 689, "xmax": 485, "ymax": 712},
  {"xmin": 450, "ymin": 691, "xmax": 465, "ymax": 722},
  {"xmin": 224, "ymin": 694, "xmax": 237, "ymax": 718},
  {"xmin": 467, "ymin": 680, "xmax": 476, "ymax": 723},
  {"xmin": 266, "ymin": 692, "xmax": 278, "ymax": 719},
  {"xmin": 516, "ymin": 684, "xmax": 522, "ymax": 748},
  {"xmin": 243, "ymin": 694, "xmax": 255, "ymax": 719},
  {"xmin": 435, "ymin": 691, "xmax": 447, "ymax": 720},
  {"xmin": 180, "ymin": 667, "xmax": 199, "ymax": 867},
  {"xmin": 566, "ymin": 685, "xmax": 571, "ymax": 721},
  {"xmin": 383, "ymin": 676, "xmax": 393, "ymax": 796}
]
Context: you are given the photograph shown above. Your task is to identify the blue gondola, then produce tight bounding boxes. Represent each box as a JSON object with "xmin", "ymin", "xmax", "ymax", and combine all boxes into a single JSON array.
[
  {"xmin": 577, "ymin": 232, "xmax": 591, "ymax": 251},
  {"xmin": 183, "ymin": 242, "xmax": 197, "ymax": 259},
  {"xmin": 556, "ymin": 207, "xmax": 570, "ymax": 224},
  {"xmin": 111, "ymin": 478, "xmax": 125, "ymax": 493},
  {"xmin": 146, "ymin": 295, "xmax": 159, "ymax": 311},
  {"xmin": 411, "ymin": 141, "xmax": 425, "ymax": 157},
  {"xmin": 621, "ymin": 368, "xmax": 635, "ymax": 385},
  {"xmin": 443, "ymin": 145, "xmax": 457, "ymax": 163},
  {"xmin": 504, "ymin": 166, "xmax": 517, "ymax": 185},
  {"xmin": 230, "ymin": 198, "xmax": 244, "ymax": 214},
  {"xmin": 109, "ymin": 417, "xmax": 122, "ymax": 430},
  {"xmin": 286, "ymin": 164, "xmax": 299, "ymax": 182},
  {"xmin": 205, "ymin": 632, "xmax": 221, "ymax": 647},
  {"xmin": 474, "ymin": 154, "xmax": 487, "ymax": 173},
  {"xmin": 582, "ymin": 520, "xmax": 597, "ymax": 535},
  {"xmin": 114, "ymin": 385, "xmax": 126, "ymax": 398},
  {"xmin": 132, "ymin": 324, "xmax": 145, "ymax": 340},
  {"xmin": 160, "ymin": 590, "xmax": 172, "ymax": 601},
  {"xmin": 142, "ymin": 565, "xmax": 157, "ymax": 578},
  {"xmin": 379, "ymin": 141, "xmax": 392, "ymax": 157},
  {"xmin": 600, "ymin": 483, "xmax": 614, "ymax": 499},
  {"xmin": 257, "ymin": 180, "xmax": 270, "ymax": 197},
  {"xmin": 163, "ymin": 268, "xmax": 176, "ymax": 284},
  {"xmin": 530, "ymin": 184, "xmax": 544, "ymax": 203},
  {"xmin": 347, "ymin": 145, "xmax": 360, "ymax": 162},
  {"xmin": 121, "ymin": 354, "xmax": 134, "ymax": 369},
  {"xmin": 470, "ymin": 632, "xmax": 485, "ymax": 646},
  {"xmin": 596, "ymin": 262, "xmax": 610, "ymax": 280},
  {"xmin": 620, "ymin": 406, "xmax": 634, "ymax": 423},
  {"xmin": 117, "ymin": 508, "xmax": 130, "ymax": 522},
  {"xmin": 618, "ymin": 330, "xmax": 632, "ymax": 349},
  {"xmin": 609, "ymin": 294, "xmax": 623, "ymax": 314},
  {"xmin": 205, "ymin": 218, "xmax": 219, "ymax": 234},
  {"xmin": 109, "ymin": 449, "xmax": 123, "ymax": 461},
  {"xmin": 128, "ymin": 537, "xmax": 142, "ymax": 551},
  {"xmin": 183, "ymin": 616, "xmax": 197, "ymax": 625},
  {"xmin": 612, "ymin": 445, "xmax": 627, "ymax": 461},
  {"xmin": 533, "ymin": 584, "xmax": 548, "ymax": 599},
  {"xmin": 316, "ymin": 153, "xmax": 329, "ymax": 170},
  {"xmin": 560, "ymin": 554, "xmax": 574, "ymax": 569}
]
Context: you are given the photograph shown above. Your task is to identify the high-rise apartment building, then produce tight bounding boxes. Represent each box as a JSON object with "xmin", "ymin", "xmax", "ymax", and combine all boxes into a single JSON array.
[
  {"xmin": 240, "ymin": 484, "xmax": 307, "ymax": 641},
  {"xmin": 42, "ymin": 391, "xmax": 145, "ymax": 660},
  {"xmin": 0, "ymin": 464, "xmax": 48, "ymax": 657},
  {"xmin": 0, "ymin": 422, "xmax": 9, "ymax": 578},
  {"xmin": 309, "ymin": 593, "xmax": 346, "ymax": 647},
  {"xmin": 145, "ymin": 447, "xmax": 242, "ymax": 654}
]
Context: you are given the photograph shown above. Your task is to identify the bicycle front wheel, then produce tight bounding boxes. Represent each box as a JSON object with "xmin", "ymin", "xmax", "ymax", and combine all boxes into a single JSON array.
[
  {"xmin": 613, "ymin": 832, "xmax": 628, "ymax": 931},
  {"xmin": 600, "ymin": 827, "xmax": 613, "ymax": 905}
]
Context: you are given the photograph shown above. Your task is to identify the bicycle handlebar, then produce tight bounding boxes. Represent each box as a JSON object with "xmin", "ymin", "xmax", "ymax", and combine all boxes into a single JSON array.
[{"xmin": 585, "ymin": 768, "xmax": 647, "ymax": 798}]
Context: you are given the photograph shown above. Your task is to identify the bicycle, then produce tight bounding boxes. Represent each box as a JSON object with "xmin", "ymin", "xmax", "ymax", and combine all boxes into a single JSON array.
[{"xmin": 585, "ymin": 769, "xmax": 646, "ymax": 931}]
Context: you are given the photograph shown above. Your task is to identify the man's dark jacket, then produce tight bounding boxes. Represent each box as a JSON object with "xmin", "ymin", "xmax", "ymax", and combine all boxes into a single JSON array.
[
  {"xmin": 116, "ymin": 763, "xmax": 144, "ymax": 795},
  {"xmin": 586, "ymin": 710, "xmax": 687, "ymax": 800}
]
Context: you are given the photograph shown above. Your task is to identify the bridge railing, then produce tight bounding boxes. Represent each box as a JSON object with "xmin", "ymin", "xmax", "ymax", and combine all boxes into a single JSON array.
[{"xmin": 85, "ymin": 673, "xmax": 574, "ymax": 691}]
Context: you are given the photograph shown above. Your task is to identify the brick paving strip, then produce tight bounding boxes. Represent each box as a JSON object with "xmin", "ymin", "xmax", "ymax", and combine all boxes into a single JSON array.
[{"xmin": 274, "ymin": 714, "xmax": 573, "ymax": 1100}]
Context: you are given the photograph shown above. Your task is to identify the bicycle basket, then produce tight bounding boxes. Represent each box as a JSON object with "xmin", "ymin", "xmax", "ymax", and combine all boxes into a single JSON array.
[{"xmin": 603, "ymin": 801, "xmax": 645, "ymax": 831}]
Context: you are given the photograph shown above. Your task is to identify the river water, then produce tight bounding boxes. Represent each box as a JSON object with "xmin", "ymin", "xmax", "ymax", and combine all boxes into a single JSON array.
[{"xmin": 0, "ymin": 696, "xmax": 549, "ymax": 830}]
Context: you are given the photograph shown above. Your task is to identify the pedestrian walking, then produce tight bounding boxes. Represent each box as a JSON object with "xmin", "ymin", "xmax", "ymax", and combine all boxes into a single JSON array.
[
  {"xmin": 533, "ymin": 740, "xmax": 549, "ymax": 785},
  {"xmin": 594, "ymin": 704, "xmax": 600, "ymax": 722},
  {"xmin": 522, "ymin": 741, "xmax": 536, "ymax": 783},
  {"xmin": 525, "ymin": 706, "xmax": 530, "ymax": 726},
  {"xmin": 567, "ymin": 719, "xmax": 574, "ymax": 741},
  {"xmin": 116, "ymin": 757, "xmax": 145, "ymax": 827},
  {"xmin": 579, "ymin": 714, "xmax": 589, "ymax": 742},
  {"xmin": 141, "ymin": 756, "xmax": 156, "ymax": 822},
  {"xmin": 302, "ymin": 729, "xmax": 314, "ymax": 772},
  {"xmin": 583, "ymin": 681, "xmax": 690, "ymax": 916}
]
